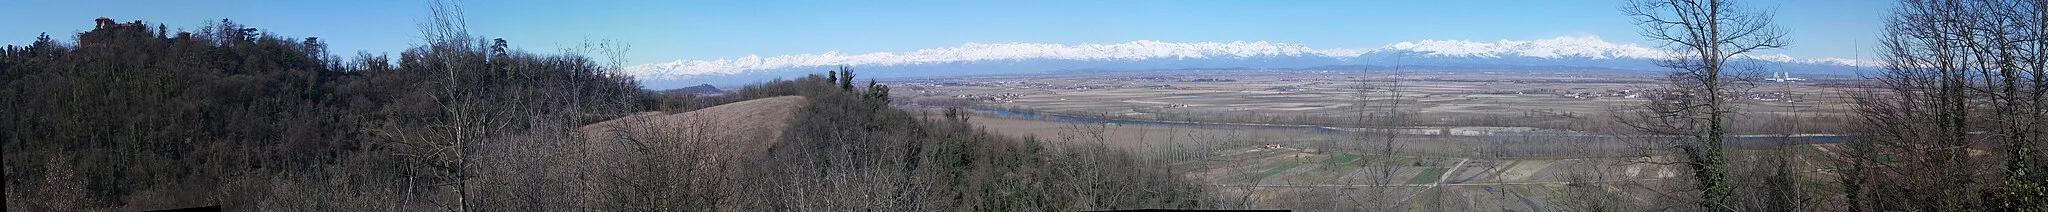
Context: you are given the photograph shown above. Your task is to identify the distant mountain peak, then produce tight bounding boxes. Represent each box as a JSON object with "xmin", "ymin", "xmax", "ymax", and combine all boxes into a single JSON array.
[
  {"xmin": 625, "ymin": 36, "xmax": 1876, "ymax": 82},
  {"xmin": 1373, "ymin": 36, "xmax": 1667, "ymax": 59},
  {"xmin": 624, "ymin": 40, "xmax": 1356, "ymax": 79}
]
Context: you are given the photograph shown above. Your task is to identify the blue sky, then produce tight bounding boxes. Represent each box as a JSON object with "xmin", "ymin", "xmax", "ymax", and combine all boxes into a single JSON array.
[{"xmin": 3, "ymin": 0, "xmax": 1893, "ymax": 65}]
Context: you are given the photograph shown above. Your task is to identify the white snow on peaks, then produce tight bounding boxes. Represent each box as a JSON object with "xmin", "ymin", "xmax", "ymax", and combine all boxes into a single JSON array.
[
  {"xmin": 625, "ymin": 40, "xmax": 1362, "ymax": 79},
  {"xmin": 625, "ymin": 36, "xmax": 1874, "ymax": 79},
  {"xmin": 1374, "ymin": 36, "xmax": 1669, "ymax": 59},
  {"xmin": 1736, "ymin": 53, "xmax": 1887, "ymax": 67}
]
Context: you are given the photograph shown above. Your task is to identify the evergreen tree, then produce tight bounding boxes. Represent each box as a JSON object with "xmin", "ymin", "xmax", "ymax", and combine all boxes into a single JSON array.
[
  {"xmin": 865, "ymin": 79, "xmax": 890, "ymax": 104},
  {"xmin": 489, "ymin": 38, "xmax": 507, "ymax": 58},
  {"xmin": 838, "ymin": 65, "xmax": 855, "ymax": 91}
]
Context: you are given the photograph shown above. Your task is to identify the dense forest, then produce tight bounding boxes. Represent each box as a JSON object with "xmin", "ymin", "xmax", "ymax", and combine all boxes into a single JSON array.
[
  {"xmin": 0, "ymin": 15, "xmax": 637, "ymax": 210},
  {"xmin": 0, "ymin": 4, "xmax": 1207, "ymax": 210}
]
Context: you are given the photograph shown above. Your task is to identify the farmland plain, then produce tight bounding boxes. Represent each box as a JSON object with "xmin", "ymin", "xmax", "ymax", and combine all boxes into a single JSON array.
[{"xmin": 897, "ymin": 69, "xmax": 1860, "ymax": 211}]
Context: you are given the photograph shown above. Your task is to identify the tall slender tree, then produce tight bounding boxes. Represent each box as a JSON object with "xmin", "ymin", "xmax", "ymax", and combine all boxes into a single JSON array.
[
  {"xmin": 1621, "ymin": 0, "xmax": 1788, "ymax": 211},
  {"xmin": 838, "ymin": 65, "xmax": 856, "ymax": 91}
]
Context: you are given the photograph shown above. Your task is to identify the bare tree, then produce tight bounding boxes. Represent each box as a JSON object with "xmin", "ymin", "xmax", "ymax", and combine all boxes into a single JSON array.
[
  {"xmin": 1848, "ymin": 0, "xmax": 2045, "ymax": 210},
  {"xmin": 373, "ymin": 0, "xmax": 516, "ymax": 210},
  {"xmin": 1620, "ymin": 0, "xmax": 1789, "ymax": 211},
  {"xmin": 1332, "ymin": 62, "xmax": 1412, "ymax": 210}
]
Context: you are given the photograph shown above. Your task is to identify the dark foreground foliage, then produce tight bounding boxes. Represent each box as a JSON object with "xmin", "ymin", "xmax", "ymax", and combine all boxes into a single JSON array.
[
  {"xmin": 739, "ymin": 73, "xmax": 1209, "ymax": 210},
  {"xmin": 1, "ymin": 17, "xmax": 1206, "ymax": 211},
  {"xmin": 1, "ymin": 18, "xmax": 640, "ymax": 210}
]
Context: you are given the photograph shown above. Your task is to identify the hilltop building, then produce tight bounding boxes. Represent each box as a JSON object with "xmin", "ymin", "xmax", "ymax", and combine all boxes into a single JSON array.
[{"xmin": 95, "ymin": 17, "xmax": 142, "ymax": 30}]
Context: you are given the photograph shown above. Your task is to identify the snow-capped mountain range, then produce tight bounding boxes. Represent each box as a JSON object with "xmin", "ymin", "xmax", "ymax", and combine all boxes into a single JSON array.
[{"xmin": 628, "ymin": 36, "xmax": 1878, "ymax": 89}]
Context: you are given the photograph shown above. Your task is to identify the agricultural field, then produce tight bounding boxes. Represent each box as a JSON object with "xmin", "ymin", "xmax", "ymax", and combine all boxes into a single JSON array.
[
  {"xmin": 902, "ymin": 70, "xmax": 1861, "ymax": 211},
  {"xmin": 894, "ymin": 70, "xmax": 1863, "ymax": 133}
]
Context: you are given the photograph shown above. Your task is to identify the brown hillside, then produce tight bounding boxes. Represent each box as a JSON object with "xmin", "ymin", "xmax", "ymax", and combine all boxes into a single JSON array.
[
  {"xmin": 579, "ymin": 95, "xmax": 806, "ymax": 163},
  {"xmin": 569, "ymin": 95, "xmax": 806, "ymax": 210}
]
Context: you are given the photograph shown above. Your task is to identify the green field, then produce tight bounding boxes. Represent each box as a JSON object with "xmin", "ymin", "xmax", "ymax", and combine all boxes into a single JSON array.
[
  {"xmin": 1247, "ymin": 162, "xmax": 1301, "ymax": 183},
  {"xmin": 1286, "ymin": 153, "xmax": 1365, "ymax": 183},
  {"xmin": 1407, "ymin": 167, "xmax": 1449, "ymax": 184},
  {"xmin": 1322, "ymin": 153, "xmax": 1361, "ymax": 165}
]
